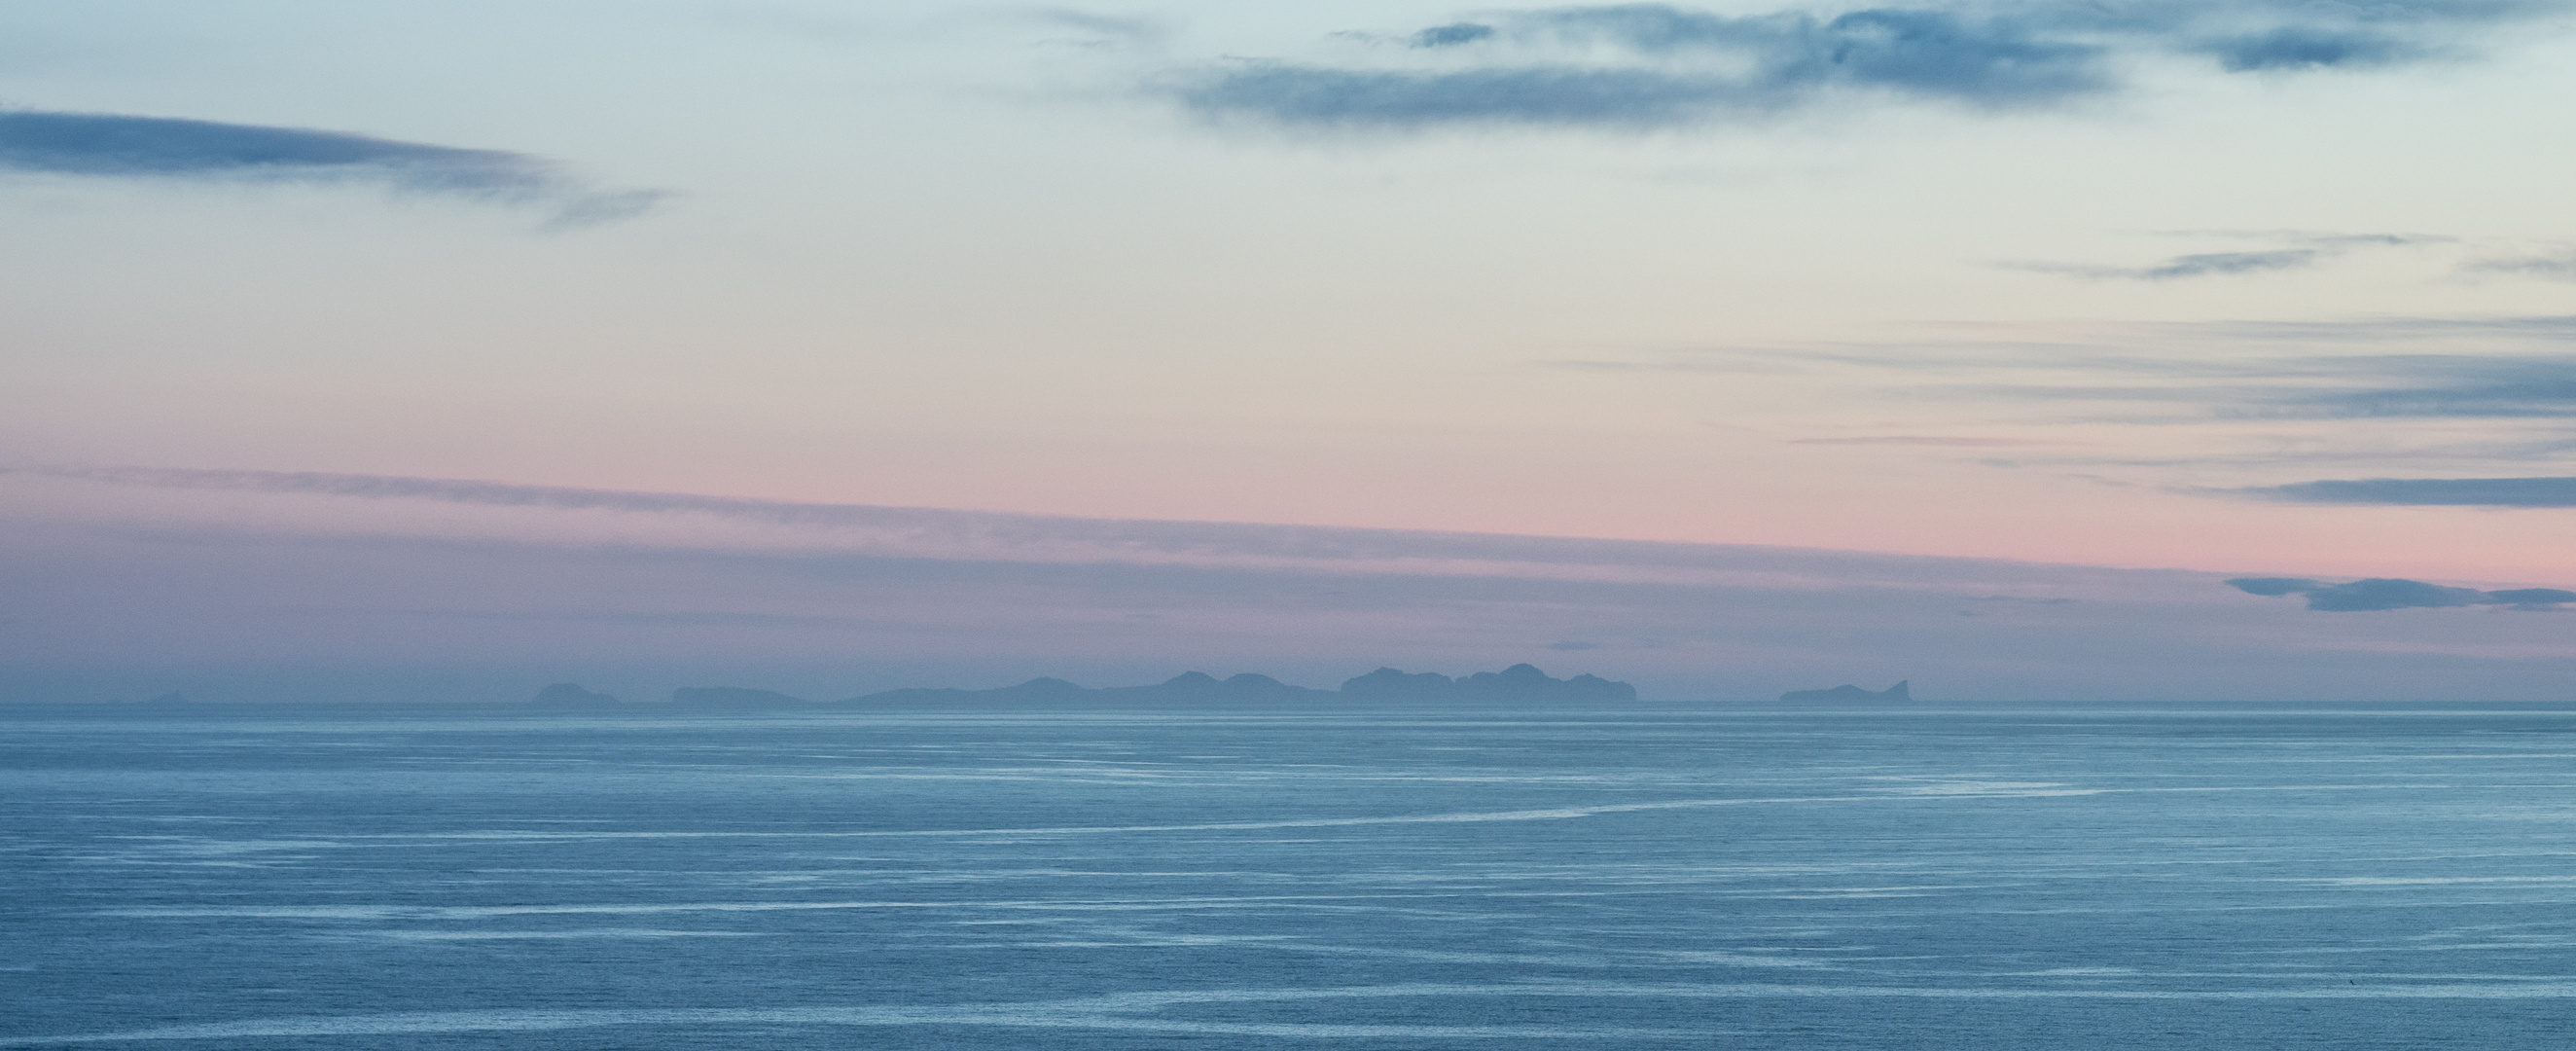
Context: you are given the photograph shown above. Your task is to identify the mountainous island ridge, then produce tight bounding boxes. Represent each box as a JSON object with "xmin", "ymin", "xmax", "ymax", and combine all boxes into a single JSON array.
[
  {"xmin": 537, "ymin": 664, "xmax": 1640, "ymax": 707},
  {"xmin": 1777, "ymin": 681, "xmax": 1913, "ymax": 703}
]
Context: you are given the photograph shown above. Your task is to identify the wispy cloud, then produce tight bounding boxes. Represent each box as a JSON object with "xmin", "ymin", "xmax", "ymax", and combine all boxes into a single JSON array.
[
  {"xmin": 2169, "ymin": 315, "xmax": 2576, "ymax": 344},
  {"xmin": 1837, "ymin": 345, "xmax": 2576, "ymax": 424},
  {"xmin": 0, "ymin": 109, "xmax": 662, "ymax": 224},
  {"xmin": 2228, "ymin": 476, "xmax": 2576, "ymax": 507},
  {"xmin": 2000, "ymin": 233, "xmax": 2448, "ymax": 282},
  {"xmin": 1027, "ymin": 9, "xmax": 1165, "ymax": 46},
  {"xmin": 2465, "ymin": 249, "xmax": 2576, "ymax": 279},
  {"xmin": 3, "ymin": 463, "xmax": 2106, "ymax": 587},
  {"xmin": 2226, "ymin": 576, "xmax": 2576, "ymax": 611},
  {"xmin": 1577, "ymin": 337, "xmax": 2576, "ymax": 424},
  {"xmin": 2007, "ymin": 249, "xmax": 2322, "ymax": 281},
  {"xmin": 1551, "ymin": 317, "xmax": 2576, "ymax": 487},
  {"xmin": 2241, "ymin": 360, "xmax": 2576, "ymax": 420},
  {"xmin": 1788, "ymin": 435, "xmax": 2057, "ymax": 447},
  {"xmin": 1966, "ymin": 353, "xmax": 2576, "ymax": 421},
  {"xmin": 1163, "ymin": 2, "xmax": 2562, "ymax": 130}
]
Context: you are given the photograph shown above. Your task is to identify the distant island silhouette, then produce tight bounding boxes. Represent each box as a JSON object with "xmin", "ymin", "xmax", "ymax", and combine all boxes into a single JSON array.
[
  {"xmin": 539, "ymin": 665, "xmax": 1638, "ymax": 708},
  {"xmin": 532, "ymin": 683, "xmax": 622, "ymax": 707},
  {"xmin": 1779, "ymin": 680, "xmax": 1912, "ymax": 703}
]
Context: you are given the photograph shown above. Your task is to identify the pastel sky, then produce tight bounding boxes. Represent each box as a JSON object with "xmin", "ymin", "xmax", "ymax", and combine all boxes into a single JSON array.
[{"xmin": 5, "ymin": 1, "xmax": 2575, "ymax": 702}]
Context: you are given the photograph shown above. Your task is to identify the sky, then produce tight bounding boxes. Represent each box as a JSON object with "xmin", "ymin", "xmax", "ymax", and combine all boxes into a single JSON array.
[{"xmin": 4, "ymin": 1, "xmax": 2575, "ymax": 703}]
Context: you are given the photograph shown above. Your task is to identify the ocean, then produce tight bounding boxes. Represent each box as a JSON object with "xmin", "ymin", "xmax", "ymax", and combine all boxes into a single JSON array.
[{"xmin": 6, "ymin": 702, "xmax": 2574, "ymax": 1048}]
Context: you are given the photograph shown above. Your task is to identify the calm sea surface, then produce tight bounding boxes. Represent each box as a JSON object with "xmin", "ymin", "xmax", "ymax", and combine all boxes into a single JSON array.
[{"xmin": 6, "ymin": 703, "xmax": 2576, "ymax": 1048}]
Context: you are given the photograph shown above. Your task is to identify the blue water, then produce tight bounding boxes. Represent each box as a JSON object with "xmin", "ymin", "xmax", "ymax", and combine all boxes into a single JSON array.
[{"xmin": 6, "ymin": 703, "xmax": 2576, "ymax": 1048}]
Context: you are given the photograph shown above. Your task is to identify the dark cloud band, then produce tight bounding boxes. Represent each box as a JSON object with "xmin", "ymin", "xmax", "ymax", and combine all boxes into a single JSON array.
[
  {"xmin": 0, "ymin": 110, "xmax": 659, "ymax": 223},
  {"xmin": 2235, "ymin": 477, "xmax": 2576, "ymax": 507},
  {"xmin": 1173, "ymin": 66, "xmax": 1779, "ymax": 128},
  {"xmin": 1169, "ymin": 1, "xmax": 2558, "ymax": 129},
  {"xmin": 2005, "ymin": 249, "xmax": 2321, "ymax": 281},
  {"xmin": 2225, "ymin": 576, "xmax": 2576, "ymax": 611},
  {"xmin": 0, "ymin": 110, "xmax": 544, "ymax": 185}
]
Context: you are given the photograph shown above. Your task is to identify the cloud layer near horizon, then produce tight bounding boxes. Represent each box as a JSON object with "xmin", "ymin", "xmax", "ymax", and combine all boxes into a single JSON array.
[
  {"xmin": 2231, "ymin": 477, "xmax": 2576, "ymax": 506},
  {"xmin": 1167, "ymin": 1, "xmax": 2561, "ymax": 129},
  {"xmin": 0, "ymin": 110, "xmax": 659, "ymax": 223},
  {"xmin": 0, "ymin": 463, "xmax": 2115, "ymax": 586},
  {"xmin": 8, "ymin": 465, "xmax": 2576, "ymax": 704}
]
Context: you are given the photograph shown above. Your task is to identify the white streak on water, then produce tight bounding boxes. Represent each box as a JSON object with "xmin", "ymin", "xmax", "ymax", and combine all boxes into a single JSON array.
[
  {"xmin": 369, "ymin": 928, "xmax": 770, "ymax": 940},
  {"xmin": 78, "ymin": 781, "xmax": 2454, "ymax": 855},
  {"xmin": 101, "ymin": 893, "xmax": 1509, "ymax": 920},
  {"xmin": 19, "ymin": 977, "xmax": 2576, "ymax": 1045},
  {"xmin": 0, "ymin": 983, "xmax": 1712, "ymax": 1044}
]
